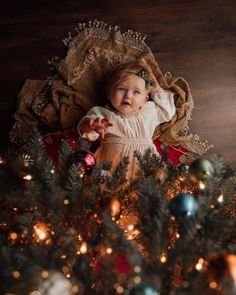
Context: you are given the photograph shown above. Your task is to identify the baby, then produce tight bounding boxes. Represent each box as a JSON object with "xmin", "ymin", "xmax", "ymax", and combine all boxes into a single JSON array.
[{"xmin": 78, "ymin": 61, "xmax": 176, "ymax": 179}]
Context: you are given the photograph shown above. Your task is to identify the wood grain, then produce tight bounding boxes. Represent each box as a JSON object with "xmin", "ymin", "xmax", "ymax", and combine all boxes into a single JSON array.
[{"xmin": 0, "ymin": 0, "xmax": 235, "ymax": 165}]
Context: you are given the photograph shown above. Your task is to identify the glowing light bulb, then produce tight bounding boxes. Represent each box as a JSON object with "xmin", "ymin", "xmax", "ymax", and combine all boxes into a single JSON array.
[
  {"xmin": 106, "ymin": 247, "xmax": 113, "ymax": 254},
  {"xmin": 33, "ymin": 223, "xmax": 49, "ymax": 242},
  {"xmin": 9, "ymin": 232, "xmax": 18, "ymax": 240},
  {"xmin": 226, "ymin": 254, "xmax": 236, "ymax": 283},
  {"xmin": 217, "ymin": 194, "xmax": 224, "ymax": 203},
  {"xmin": 199, "ymin": 181, "xmax": 205, "ymax": 190},
  {"xmin": 176, "ymin": 232, "xmax": 180, "ymax": 239},
  {"xmin": 160, "ymin": 253, "xmax": 167, "ymax": 263},
  {"xmin": 71, "ymin": 285, "xmax": 80, "ymax": 293},
  {"xmin": 80, "ymin": 241, "xmax": 87, "ymax": 254},
  {"xmin": 0, "ymin": 156, "xmax": 6, "ymax": 164},
  {"xmin": 116, "ymin": 286, "xmax": 124, "ymax": 294},
  {"xmin": 12, "ymin": 271, "xmax": 21, "ymax": 278},
  {"xmin": 195, "ymin": 258, "xmax": 204, "ymax": 271},
  {"xmin": 64, "ymin": 199, "xmax": 70, "ymax": 205},
  {"xmin": 127, "ymin": 224, "xmax": 134, "ymax": 231},
  {"xmin": 134, "ymin": 266, "xmax": 141, "ymax": 273},
  {"xmin": 23, "ymin": 174, "xmax": 32, "ymax": 181},
  {"xmin": 134, "ymin": 276, "xmax": 142, "ymax": 284},
  {"xmin": 41, "ymin": 271, "xmax": 49, "ymax": 278},
  {"xmin": 209, "ymin": 281, "xmax": 218, "ymax": 289}
]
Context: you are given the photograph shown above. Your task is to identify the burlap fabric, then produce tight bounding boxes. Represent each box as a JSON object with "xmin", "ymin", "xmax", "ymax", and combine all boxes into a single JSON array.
[{"xmin": 10, "ymin": 20, "xmax": 210, "ymax": 155}]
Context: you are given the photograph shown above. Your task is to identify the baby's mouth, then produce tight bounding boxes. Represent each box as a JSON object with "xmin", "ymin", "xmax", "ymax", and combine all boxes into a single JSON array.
[{"xmin": 121, "ymin": 101, "xmax": 131, "ymax": 106}]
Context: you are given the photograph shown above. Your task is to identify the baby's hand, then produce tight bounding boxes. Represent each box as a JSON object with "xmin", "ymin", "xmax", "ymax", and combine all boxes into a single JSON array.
[
  {"xmin": 150, "ymin": 74, "xmax": 163, "ymax": 93},
  {"xmin": 88, "ymin": 117, "xmax": 113, "ymax": 139}
]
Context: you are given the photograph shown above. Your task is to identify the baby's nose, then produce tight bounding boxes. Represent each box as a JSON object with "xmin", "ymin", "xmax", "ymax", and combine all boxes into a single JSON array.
[{"xmin": 125, "ymin": 91, "xmax": 133, "ymax": 99}]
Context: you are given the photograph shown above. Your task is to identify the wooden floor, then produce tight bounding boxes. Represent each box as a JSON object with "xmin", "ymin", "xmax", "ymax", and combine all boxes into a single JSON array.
[{"xmin": 1, "ymin": 0, "xmax": 236, "ymax": 165}]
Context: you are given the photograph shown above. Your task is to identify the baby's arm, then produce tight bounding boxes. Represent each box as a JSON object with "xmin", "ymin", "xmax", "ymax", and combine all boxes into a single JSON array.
[{"xmin": 150, "ymin": 75, "xmax": 176, "ymax": 124}]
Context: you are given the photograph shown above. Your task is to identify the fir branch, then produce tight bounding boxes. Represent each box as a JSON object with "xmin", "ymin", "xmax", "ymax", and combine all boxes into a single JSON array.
[
  {"xmin": 57, "ymin": 139, "xmax": 74, "ymax": 179},
  {"xmin": 107, "ymin": 156, "xmax": 129, "ymax": 189},
  {"xmin": 65, "ymin": 163, "xmax": 84, "ymax": 197},
  {"xmin": 136, "ymin": 177, "xmax": 166, "ymax": 259}
]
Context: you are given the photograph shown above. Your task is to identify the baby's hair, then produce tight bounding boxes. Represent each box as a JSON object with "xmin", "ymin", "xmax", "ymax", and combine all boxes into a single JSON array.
[{"xmin": 105, "ymin": 60, "xmax": 153, "ymax": 95}]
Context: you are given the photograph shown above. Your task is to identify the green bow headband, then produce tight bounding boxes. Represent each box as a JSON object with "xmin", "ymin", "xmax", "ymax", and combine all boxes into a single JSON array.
[{"xmin": 137, "ymin": 69, "xmax": 153, "ymax": 89}]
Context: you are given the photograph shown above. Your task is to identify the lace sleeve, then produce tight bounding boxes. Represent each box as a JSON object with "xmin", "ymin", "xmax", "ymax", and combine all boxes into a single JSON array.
[{"xmin": 150, "ymin": 91, "xmax": 176, "ymax": 125}]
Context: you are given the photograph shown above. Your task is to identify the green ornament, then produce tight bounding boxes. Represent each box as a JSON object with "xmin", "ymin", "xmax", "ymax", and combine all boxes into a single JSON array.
[
  {"xmin": 189, "ymin": 158, "xmax": 214, "ymax": 182},
  {"xmin": 129, "ymin": 284, "xmax": 159, "ymax": 295}
]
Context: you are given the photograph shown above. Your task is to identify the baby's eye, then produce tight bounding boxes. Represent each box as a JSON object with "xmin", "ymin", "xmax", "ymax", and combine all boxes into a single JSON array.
[
  {"xmin": 116, "ymin": 87, "xmax": 126, "ymax": 92},
  {"xmin": 134, "ymin": 90, "xmax": 141, "ymax": 95}
]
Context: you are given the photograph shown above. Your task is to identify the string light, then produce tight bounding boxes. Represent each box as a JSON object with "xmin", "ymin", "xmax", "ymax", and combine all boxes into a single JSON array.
[
  {"xmin": 209, "ymin": 281, "xmax": 218, "ymax": 289},
  {"xmin": 199, "ymin": 181, "xmax": 205, "ymax": 190},
  {"xmin": 23, "ymin": 174, "xmax": 32, "ymax": 181},
  {"xmin": 77, "ymin": 234, "xmax": 83, "ymax": 241},
  {"xmin": 106, "ymin": 247, "xmax": 113, "ymax": 254},
  {"xmin": 41, "ymin": 271, "xmax": 49, "ymax": 278},
  {"xmin": 64, "ymin": 199, "xmax": 70, "ymax": 205},
  {"xmin": 33, "ymin": 223, "xmax": 50, "ymax": 243},
  {"xmin": 77, "ymin": 168, "xmax": 85, "ymax": 178},
  {"xmin": 160, "ymin": 253, "xmax": 167, "ymax": 263},
  {"xmin": 195, "ymin": 258, "xmax": 205, "ymax": 271},
  {"xmin": 217, "ymin": 194, "xmax": 224, "ymax": 203},
  {"xmin": 134, "ymin": 276, "xmax": 142, "ymax": 284},
  {"xmin": 127, "ymin": 224, "xmax": 134, "ymax": 231},
  {"xmin": 176, "ymin": 232, "xmax": 180, "ymax": 239},
  {"xmin": 12, "ymin": 271, "xmax": 21, "ymax": 278},
  {"xmin": 0, "ymin": 156, "xmax": 6, "ymax": 164},
  {"xmin": 226, "ymin": 254, "xmax": 236, "ymax": 283},
  {"xmin": 134, "ymin": 266, "xmax": 141, "ymax": 273},
  {"xmin": 116, "ymin": 285, "xmax": 124, "ymax": 294},
  {"xmin": 80, "ymin": 241, "xmax": 87, "ymax": 254},
  {"xmin": 9, "ymin": 232, "xmax": 18, "ymax": 240},
  {"xmin": 178, "ymin": 176, "xmax": 185, "ymax": 182},
  {"xmin": 71, "ymin": 285, "xmax": 80, "ymax": 293},
  {"xmin": 127, "ymin": 229, "xmax": 140, "ymax": 240}
]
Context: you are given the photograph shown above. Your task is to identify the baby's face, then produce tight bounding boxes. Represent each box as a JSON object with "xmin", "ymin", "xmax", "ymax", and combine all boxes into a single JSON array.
[{"xmin": 108, "ymin": 75, "xmax": 148, "ymax": 115}]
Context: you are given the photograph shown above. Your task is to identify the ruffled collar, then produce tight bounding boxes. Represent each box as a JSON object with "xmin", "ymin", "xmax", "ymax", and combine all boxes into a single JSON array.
[{"xmin": 104, "ymin": 102, "xmax": 147, "ymax": 118}]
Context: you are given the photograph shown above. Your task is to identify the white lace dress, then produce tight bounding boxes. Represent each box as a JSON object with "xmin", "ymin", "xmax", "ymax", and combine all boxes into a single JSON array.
[{"xmin": 78, "ymin": 91, "xmax": 175, "ymax": 179}]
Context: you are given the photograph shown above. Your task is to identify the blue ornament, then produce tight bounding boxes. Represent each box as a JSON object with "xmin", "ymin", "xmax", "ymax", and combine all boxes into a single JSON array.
[
  {"xmin": 169, "ymin": 193, "xmax": 198, "ymax": 217},
  {"xmin": 129, "ymin": 284, "xmax": 159, "ymax": 295}
]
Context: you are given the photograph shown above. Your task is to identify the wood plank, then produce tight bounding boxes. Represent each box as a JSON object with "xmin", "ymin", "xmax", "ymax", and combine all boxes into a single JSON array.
[{"xmin": 0, "ymin": 0, "xmax": 235, "ymax": 165}]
